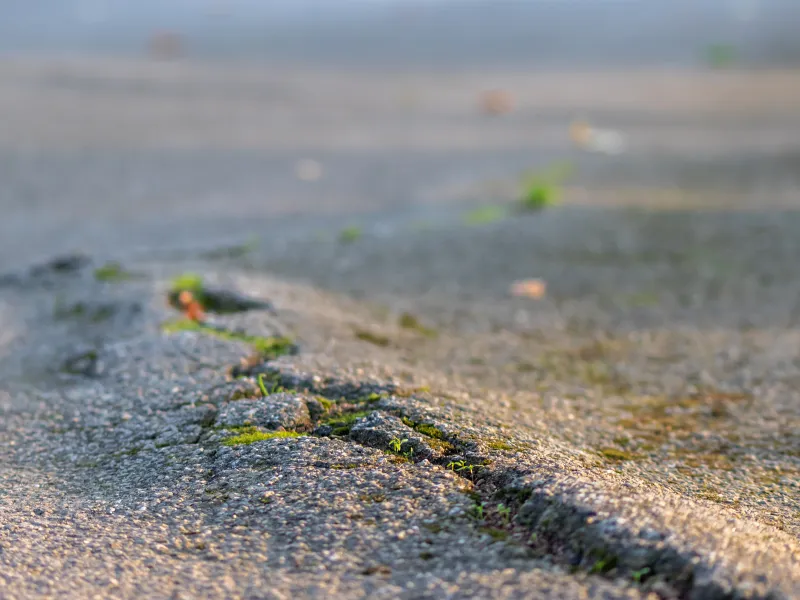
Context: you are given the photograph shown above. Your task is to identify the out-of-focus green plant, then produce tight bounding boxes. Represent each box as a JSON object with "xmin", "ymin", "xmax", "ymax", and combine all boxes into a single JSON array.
[
  {"xmin": 705, "ymin": 44, "xmax": 737, "ymax": 68},
  {"xmin": 518, "ymin": 161, "xmax": 573, "ymax": 211}
]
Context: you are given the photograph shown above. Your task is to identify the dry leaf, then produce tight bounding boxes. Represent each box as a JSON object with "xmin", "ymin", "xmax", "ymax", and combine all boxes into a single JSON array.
[
  {"xmin": 178, "ymin": 290, "xmax": 205, "ymax": 322},
  {"xmin": 510, "ymin": 279, "xmax": 547, "ymax": 299},
  {"xmin": 480, "ymin": 90, "xmax": 515, "ymax": 115}
]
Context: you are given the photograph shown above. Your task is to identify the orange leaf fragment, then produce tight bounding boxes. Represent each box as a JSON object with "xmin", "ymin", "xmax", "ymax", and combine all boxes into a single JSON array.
[
  {"xmin": 510, "ymin": 279, "xmax": 547, "ymax": 299},
  {"xmin": 177, "ymin": 290, "xmax": 205, "ymax": 322}
]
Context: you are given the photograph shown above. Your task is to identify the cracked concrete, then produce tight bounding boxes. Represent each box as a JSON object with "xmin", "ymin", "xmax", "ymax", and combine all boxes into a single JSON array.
[{"xmin": 1, "ymin": 253, "xmax": 798, "ymax": 599}]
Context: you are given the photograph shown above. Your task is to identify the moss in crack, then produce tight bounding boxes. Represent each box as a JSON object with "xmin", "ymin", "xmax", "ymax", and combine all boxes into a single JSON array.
[
  {"xmin": 162, "ymin": 319, "xmax": 294, "ymax": 360},
  {"xmin": 323, "ymin": 410, "xmax": 373, "ymax": 437},
  {"xmin": 426, "ymin": 438, "xmax": 457, "ymax": 454},
  {"xmin": 400, "ymin": 418, "xmax": 457, "ymax": 454},
  {"xmin": 223, "ymin": 429, "xmax": 304, "ymax": 446}
]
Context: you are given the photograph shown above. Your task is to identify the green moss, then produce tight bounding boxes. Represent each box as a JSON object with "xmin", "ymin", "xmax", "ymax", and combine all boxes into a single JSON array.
[
  {"xmin": 398, "ymin": 312, "xmax": 437, "ymax": 338},
  {"xmin": 518, "ymin": 162, "xmax": 572, "ymax": 212},
  {"xmin": 329, "ymin": 463, "xmax": 361, "ymax": 470},
  {"xmin": 161, "ymin": 319, "xmax": 294, "ymax": 359},
  {"xmin": 487, "ymin": 439, "xmax": 515, "ymax": 451},
  {"xmin": 426, "ymin": 438, "xmax": 457, "ymax": 454},
  {"xmin": 94, "ymin": 262, "xmax": 139, "ymax": 282},
  {"xmin": 222, "ymin": 430, "xmax": 303, "ymax": 446},
  {"xmin": 354, "ymin": 329, "xmax": 391, "ymax": 347},
  {"xmin": 360, "ymin": 392, "xmax": 385, "ymax": 404},
  {"xmin": 316, "ymin": 396, "xmax": 334, "ymax": 411},
  {"xmin": 395, "ymin": 386, "xmax": 430, "ymax": 397},
  {"xmin": 171, "ymin": 273, "xmax": 204, "ymax": 293},
  {"xmin": 414, "ymin": 423, "xmax": 446, "ymax": 439},
  {"xmin": 479, "ymin": 527, "xmax": 509, "ymax": 542},
  {"xmin": 598, "ymin": 447, "xmax": 636, "ymax": 462},
  {"xmin": 339, "ymin": 226, "xmax": 363, "ymax": 244},
  {"xmin": 463, "ymin": 205, "xmax": 507, "ymax": 226},
  {"xmin": 323, "ymin": 410, "xmax": 373, "ymax": 436},
  {"xmin": 400, "ymin": 418, "xmax": 453, "ymax": 452}
]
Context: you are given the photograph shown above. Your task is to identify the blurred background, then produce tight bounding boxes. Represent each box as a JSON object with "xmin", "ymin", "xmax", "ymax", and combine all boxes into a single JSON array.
[{"xmin": 2, "ymin": 0, "xmax": 800, "ymax": 325}]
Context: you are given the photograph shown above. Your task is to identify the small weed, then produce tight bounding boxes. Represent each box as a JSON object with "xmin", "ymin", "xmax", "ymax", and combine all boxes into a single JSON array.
[
  {"xmin": 472, "ymin": 502, "xmax": 486, "ymax": 520},
  {"xmin": 257, "ymin": 373, "xmax": 270, "ymax": 396},
  {"xmin": 463, "ymin": 205, "xmax": 507, "ymax": 226},
  {"xmin": 497, "ymin": 503, "xmax": 511, "ymax": 525},
  {"xmin": 222, "ymin": 430, "xmax": 303, "ymax": 446},
  {"xmin": 94, "ymin": 262, "xmax": 139, "ymax": 282},
  {"xmin": 257, "ymin": 373, "xmax": 286, "ymax": 396},
  {"xmin": 447, "ymin": 460, "xmax": 482, "ymax": 481},
  {"xmin": 354, "ymin": 329, "xmax": 391, "ymax": 347},
  {"xmin": 632, "ymin": 567, "xmax": 652, "ymax": 583},
  {"xmin": 590, "ymin": 552, "xmax": 618, "ymax": 574},
  {"xmin": 389, "ymin": 437, "xmax": 409, "ymax": 453},
  {"xmin": 339, "ymin": 226, "xmax": 363, "ymax": 244}
]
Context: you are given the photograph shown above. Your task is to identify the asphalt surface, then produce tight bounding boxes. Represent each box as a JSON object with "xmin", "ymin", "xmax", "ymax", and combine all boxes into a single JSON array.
[{"xmin": 1, "ymin": 56, "xmax": 800, "ymax": 599}]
